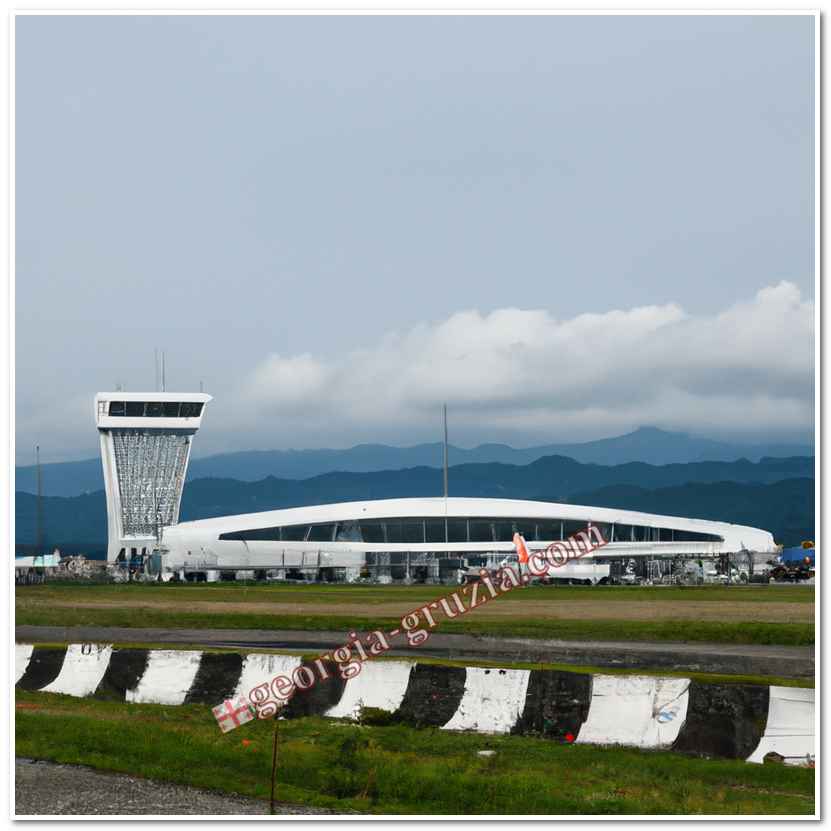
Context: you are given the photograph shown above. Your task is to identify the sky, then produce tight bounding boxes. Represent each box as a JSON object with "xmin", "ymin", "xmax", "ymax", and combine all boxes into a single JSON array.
[{"xmin": 15, "ymin": 14, "xmax": 815, "ymax": 463}]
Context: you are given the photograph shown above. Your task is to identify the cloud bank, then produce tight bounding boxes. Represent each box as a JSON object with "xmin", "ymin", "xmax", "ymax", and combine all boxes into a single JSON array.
[{"xmin": 233, "ymin": 282, "xmax": 813, "ymax": 447}]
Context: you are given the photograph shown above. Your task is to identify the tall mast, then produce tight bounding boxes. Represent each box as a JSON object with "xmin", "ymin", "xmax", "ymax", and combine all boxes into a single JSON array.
[
  {"xmin": 442, "ymin": 404, "xmax": 449, "ymax": 499},
  {"xmin": 36, "ymin": 445, "xmax": 43, "ymax": 563},
  {"xmin": 443, "ymin": 404, "xmax": 449, "ymax": 543}
]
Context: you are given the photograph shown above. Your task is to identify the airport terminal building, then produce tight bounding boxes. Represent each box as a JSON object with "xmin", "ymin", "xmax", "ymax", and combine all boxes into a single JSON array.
[
  {"xmin": 94, "ymin": 391, "xmax": 778, "ymax": 584},
  {"xmin": 159, "ymin": 496, "xmax": 776, "ymax": 584}
]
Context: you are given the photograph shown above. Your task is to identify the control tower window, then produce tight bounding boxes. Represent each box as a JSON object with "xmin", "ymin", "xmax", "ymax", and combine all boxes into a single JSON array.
[
  {"xmin": 180, "ymin": 402, "xmax": 203, "ymax": 418},
  {"xmin": 145, "ymin": 401, "xmax": 164, "ymax": 417},
  {"xmin": 126, "ymin": 401, "xmax": 145, "ymax": 417},
  {"xmin": 108, "ymin": 401, "xmax": 126, "ymax": 416},
  {"xmin": 163, "ymin": 402, "xmax": 180, "ymax": 417}
]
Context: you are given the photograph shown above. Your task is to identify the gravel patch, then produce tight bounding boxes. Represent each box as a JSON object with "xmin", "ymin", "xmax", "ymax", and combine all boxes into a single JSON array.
[{"xmin": 15, "ymin": 758, "xmax": 343, "ymax": 816}]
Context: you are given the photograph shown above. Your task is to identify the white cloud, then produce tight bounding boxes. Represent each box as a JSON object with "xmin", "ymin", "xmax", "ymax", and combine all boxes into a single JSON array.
[{"xmin": 232, "ymin": 281, "xmax": 814, "ymax": 446}]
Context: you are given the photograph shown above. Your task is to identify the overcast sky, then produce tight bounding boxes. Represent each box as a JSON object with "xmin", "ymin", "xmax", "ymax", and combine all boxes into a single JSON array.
[{"xmin": 15, "ymin": 14, "xmax": 815, "ymax": 464}]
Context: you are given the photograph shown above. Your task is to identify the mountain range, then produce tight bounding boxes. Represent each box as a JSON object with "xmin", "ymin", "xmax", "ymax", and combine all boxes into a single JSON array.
[
  {"xmin": 15, "ymin": 453, "xmax": 814, "ymax": 553},
  {"xmin": 15, "ymin": 426, "xmax": 814, "ymax": 498}
]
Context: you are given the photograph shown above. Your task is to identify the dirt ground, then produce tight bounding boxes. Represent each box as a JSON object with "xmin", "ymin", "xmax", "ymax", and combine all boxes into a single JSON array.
[
  {"xmin": 15, "ymin": 758, "xmax": 338, "ymax": 815},
  {"xmin": 27, "ymin": 596, "xmax": 814, "ymax": 622}
]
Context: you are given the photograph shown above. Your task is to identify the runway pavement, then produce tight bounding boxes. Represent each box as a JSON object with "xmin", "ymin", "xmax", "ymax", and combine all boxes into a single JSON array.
[{"xmin": 16, "ymin": 624, "xmax": 814, "ymax": 678}]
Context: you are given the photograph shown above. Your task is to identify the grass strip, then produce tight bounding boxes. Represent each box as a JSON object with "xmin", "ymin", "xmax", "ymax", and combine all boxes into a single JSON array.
[
  {"xmin": 15, "ymin": 691, "xmax": 815, "ymax": 815},
  {"xmin": 17, "ymin": 582, "xmax": 816, "ymax": 604},
  {"xmin": 15, "ymin": 605, "xmax": 815, "ymax": 646}
]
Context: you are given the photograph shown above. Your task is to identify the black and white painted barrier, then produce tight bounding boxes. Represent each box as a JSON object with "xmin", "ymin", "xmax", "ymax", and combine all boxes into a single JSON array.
[{"xmin": 15, "ymin": 644, "xmax": 815, "ymax": 765}]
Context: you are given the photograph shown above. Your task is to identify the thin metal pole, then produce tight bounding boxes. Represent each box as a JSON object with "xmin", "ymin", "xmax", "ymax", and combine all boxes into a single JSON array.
[
  {"xmin": 269, "ymin": 716, "xmax": 280, "ymax": 814},
  {"xmin": 443, "ymin": 404, "xmax": 449, "ymax": 543},
  {"xmin": 442, "ymin": 403, "xmax": 449, "ymax": 498},
  {"xmin": 161, "ymin": 352, "xmax": 166, "ymax": 392},
  {"xmin": 36, "ymin": 445, "xmax": 43, "ymax": 560}
]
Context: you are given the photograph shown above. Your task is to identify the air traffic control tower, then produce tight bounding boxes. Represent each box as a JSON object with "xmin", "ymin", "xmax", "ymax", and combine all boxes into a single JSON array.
[{"xmin": 95, "ymin": 392, "xmax": 212, "ymax": 564}]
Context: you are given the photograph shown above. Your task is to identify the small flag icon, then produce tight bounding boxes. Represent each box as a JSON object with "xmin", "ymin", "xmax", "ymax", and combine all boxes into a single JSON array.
[{"xmin": 213, "ymin": 696, "xmax": 255, "ymax": 733}]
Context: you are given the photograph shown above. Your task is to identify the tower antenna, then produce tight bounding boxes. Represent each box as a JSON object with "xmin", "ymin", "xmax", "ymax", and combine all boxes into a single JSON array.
[
  {"xmin": 161, "ymin": 351, "xmax": 166, "ymax": 392},
  {"xmin": 154, "ymin": 348, "xmax": 159, "ymax": 392}
]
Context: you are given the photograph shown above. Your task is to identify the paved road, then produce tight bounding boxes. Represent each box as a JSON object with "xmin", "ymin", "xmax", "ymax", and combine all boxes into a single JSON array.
[
  {"xmin": 16, "ymin": 624, "xmax": 814, "ymax": 678},
  {"xmin": 15, "ymin": 758, "xmax": 340, "ymax": 816}
]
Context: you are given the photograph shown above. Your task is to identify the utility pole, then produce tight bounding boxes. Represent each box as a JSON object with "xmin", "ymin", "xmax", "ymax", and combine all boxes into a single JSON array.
[{"xmin": 36, "ymin": 445, "xmax": 44, "ymax": 581}]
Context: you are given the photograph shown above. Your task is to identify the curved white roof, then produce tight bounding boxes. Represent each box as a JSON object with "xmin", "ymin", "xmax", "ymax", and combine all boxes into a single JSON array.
[{"xmin": 167, "ymin": 496, "xmax": 774, "ymax": 552}]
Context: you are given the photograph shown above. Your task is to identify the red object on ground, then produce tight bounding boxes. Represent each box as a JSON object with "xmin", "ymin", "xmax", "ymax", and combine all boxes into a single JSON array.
[{"xmin": 564, "ymin": 732, "xmax": 575, "ymax": 743}]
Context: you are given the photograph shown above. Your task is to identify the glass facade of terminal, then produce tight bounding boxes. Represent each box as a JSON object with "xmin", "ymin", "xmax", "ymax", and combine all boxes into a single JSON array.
[{"xmin": 219, "ymin": 517, "xmax": 722, "ymax": 544}]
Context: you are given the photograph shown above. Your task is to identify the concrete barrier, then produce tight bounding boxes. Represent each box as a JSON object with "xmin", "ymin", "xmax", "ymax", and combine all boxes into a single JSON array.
[
  {"xmin": 16, "ymin": 647, "xmax": 67, "ymax": 691},
  {"xmin": 671, "ymin": 680, "xmax": 770, "ymax": 760},
  {"xmin": 125, "ymin": 650, "xmax": 202, "ymax": 705},
  {"xmin": 746, "ymin": 686, "xmax": 815, "ymax": 765},
  {"xmin": 15, "ymin": 644, "xmax": 34, "ymax": 684},
  {"xmin": 325, "ymin": 659, "xmax": 413, "ymax": 720},
  {"xmin": 442, "ymin": 667, "xmax": 530, "ymax": 734},
  {"xmin": 512, "ymin": 669, "xmax": 591, "ymax": 740},
  {"xmin": 576, "ymin": 675, "xmax": 689, "ymax": 749},
  {"xmin": 42, "ymin": 645, "xmax": 113, "ymax": 697},
  {"xmin": 234, "ymin": 653, "xmax": 302, "ymax": 701},
  {"xmin": 15, "ymin": 644, "xmax": 815, "ymax": 765}
]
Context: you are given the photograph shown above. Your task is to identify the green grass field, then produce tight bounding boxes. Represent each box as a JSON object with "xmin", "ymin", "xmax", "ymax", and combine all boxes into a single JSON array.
[
  {"xmin": 15, "ymin": 691, "xmax": 815, "ymax": 815},
  {"xmin": 16, "ymin": 580, "xmax": 816, "ymax": 604},
  {"xmin": 16, "ymin": 582, "xmax": 815, "ymax": 646}
]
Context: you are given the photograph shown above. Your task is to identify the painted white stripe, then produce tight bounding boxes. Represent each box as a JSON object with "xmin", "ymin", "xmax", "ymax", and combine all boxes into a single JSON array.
[
  {"xmin": 326, "ymin": 660, "xmax": 414, "ymax": 720},
  {"xmin": 576, "ymin": 675, "xmax": 690, "ymax": 748},
  {"xmin": 126, "ymin": 650, "xmax": 202, "ymax": 705},
  {"xmin": 15, "ymin": 644, "xmax": 34, "ymax": 684},
  {"xmin": 41, "ymin": 644, "xmax": 113, "ymax": 697},
  {"xmin": 442, "ymin": 667, "xmax": 530, "ymax": 734},
  {"xmin": 234, "ymin": 653, "xmax": 303, "ymax": 701},
  {"xmin": 747, "ymin": 686, "xmax": 815, "ymax": 764}
]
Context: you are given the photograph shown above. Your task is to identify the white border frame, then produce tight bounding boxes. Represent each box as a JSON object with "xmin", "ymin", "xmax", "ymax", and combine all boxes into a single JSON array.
[{"xmin": 3, "ymin": 6, "xmax": 820, "ymax": 827}]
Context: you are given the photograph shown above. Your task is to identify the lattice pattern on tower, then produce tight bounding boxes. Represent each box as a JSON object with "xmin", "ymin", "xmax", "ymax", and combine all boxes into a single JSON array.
[{"xmin": 111, "ymin": 429, "xmax": 191, "ymax": 537}]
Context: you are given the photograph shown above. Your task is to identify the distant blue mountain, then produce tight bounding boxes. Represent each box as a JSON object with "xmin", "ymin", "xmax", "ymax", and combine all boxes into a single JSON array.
[
  {"xmin": 15, "ymin": 453, "xmax": 814, "ymax": 551},
  {"xmin": 16, "ymin": 426, "xmax": 814, "ymax": 498}
]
